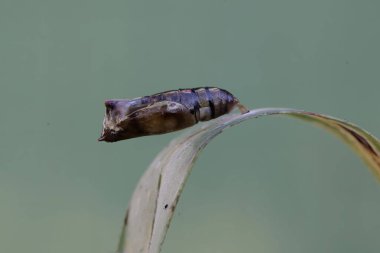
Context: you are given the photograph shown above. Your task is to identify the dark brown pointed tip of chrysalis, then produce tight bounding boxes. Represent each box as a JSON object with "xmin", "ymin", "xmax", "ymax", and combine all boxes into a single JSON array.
[{"xmin": 97, "ymin": 129, "xmax": 121, "ymax": 143}]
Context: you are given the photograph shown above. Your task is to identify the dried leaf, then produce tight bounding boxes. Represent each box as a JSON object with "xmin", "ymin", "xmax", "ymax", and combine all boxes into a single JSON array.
[{"xmin": 118, "ymin": 108, "xmax": 380, "ymax": 253}]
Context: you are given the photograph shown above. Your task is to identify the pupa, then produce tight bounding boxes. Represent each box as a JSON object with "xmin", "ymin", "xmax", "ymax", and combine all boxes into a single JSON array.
[{"xmin": 98, "ymin": 87, "xmax": 248, "ymax": 142}]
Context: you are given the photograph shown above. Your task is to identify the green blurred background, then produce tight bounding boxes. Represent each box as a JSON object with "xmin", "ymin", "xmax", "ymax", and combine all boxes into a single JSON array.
[{"xmin": 1, "ymin": 0, "xmax": 380, "ymax": 252}]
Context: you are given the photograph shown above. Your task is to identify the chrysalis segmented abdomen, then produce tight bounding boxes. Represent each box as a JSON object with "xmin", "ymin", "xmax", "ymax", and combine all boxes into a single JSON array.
[{"xmin": 149, "ymin": 87, "xmax": 239, "ymax": 122}]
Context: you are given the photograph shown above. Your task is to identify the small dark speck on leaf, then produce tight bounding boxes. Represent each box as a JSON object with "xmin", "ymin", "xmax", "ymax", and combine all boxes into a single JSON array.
[
  {"xmin": 164, "ymin": 204, "xmax": 168, "ymax": 209},
  {"xmin": 46, "ymin": 122, "xmax": 51, "ymax": 126}
]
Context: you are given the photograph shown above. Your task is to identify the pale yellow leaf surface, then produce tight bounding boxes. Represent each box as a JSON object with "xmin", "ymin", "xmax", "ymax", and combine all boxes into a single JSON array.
[{"xmin": 118, "ymin": 108, "xmax": 380, "ymax": 253}]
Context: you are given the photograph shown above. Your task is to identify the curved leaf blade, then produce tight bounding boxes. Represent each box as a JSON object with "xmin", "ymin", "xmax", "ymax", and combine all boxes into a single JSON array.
[{"xmin": 118, "ymin": 108, "xmax": 380, "ymax": 253}]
